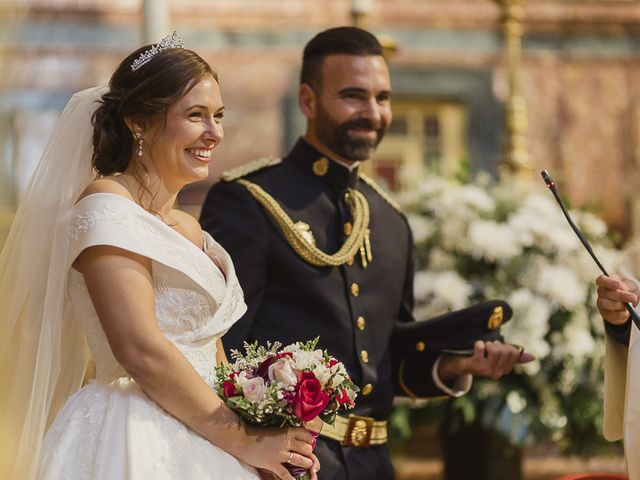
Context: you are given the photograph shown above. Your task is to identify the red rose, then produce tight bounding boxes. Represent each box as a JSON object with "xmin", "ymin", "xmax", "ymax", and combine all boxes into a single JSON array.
[
  {"xmin": 293, "ymin": 371, "xmax": 330, "ymax": 422},
  {"xmin": 336, "ymin": 388, "xmax": 351, "ymax": 406},
  {"xmin": 328, "ymin": 359, "xmax": 338, "ymax": 367},
  {"xmin": 223, "ymin": 380, "xmax": 239, "ymax": 397}
]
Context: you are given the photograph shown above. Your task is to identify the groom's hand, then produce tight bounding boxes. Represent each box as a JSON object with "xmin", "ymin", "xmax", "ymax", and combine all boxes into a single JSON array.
[{"xmin": 438, "ymin": 341, "xmax": 535, "ymax": 382}]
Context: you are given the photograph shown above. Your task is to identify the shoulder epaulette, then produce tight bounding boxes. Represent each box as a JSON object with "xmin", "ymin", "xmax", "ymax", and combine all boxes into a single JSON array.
[
  {"xmin": 359, "ymin": 172, "xmax": 402, "ymax": 213},
  {"xmin": 221, "ymin": 156, "xmax": 282, "ymax": 182}
]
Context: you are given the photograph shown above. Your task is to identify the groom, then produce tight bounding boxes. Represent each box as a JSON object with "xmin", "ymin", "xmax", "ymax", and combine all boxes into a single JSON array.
[{"xmin": 201, "ymin": 26, "xmax": 528, "ymax": 479}]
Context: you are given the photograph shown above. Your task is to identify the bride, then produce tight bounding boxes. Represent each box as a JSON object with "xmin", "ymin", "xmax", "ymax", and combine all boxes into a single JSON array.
[{"xmin": 0, "ymin": 34, "xmax": 318, "ymax": 480}]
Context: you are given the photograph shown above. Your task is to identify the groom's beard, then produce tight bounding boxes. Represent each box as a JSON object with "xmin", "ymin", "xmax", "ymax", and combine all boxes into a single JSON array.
[{"xmin": 315, "ymin": 107, "xmax": 387, "ymax": 162}]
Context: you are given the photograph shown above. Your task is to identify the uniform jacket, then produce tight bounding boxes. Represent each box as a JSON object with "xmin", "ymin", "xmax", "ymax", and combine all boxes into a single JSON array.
[{"xmin": 201, "ymin": 138, "xmax": 447, "ymax": 479}]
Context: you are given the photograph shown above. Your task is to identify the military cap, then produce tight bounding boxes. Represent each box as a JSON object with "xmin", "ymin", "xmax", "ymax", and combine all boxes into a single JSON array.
[{"xmin": 391, "ymin": 300, "xmax": 512, "ymax": 357}]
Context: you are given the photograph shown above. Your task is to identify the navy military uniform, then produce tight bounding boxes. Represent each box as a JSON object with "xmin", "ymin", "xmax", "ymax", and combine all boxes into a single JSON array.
[{"xmin": 200, "ymin": 138, "xmax": 493, "ymax": 479}]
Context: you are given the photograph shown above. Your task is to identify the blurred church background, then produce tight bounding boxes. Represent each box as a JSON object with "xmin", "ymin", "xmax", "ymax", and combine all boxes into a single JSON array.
[
  {"xmin": 0, "ymin": 0, "xmax": 638, "ymax": 478},
  {"xmin": 1, "ymin": 1, "xmax": 639, "ymax": 240}
]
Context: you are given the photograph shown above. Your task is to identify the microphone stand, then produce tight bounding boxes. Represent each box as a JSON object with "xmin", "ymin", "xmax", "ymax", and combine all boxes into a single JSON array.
[{"xmin": 540, "ymin": 169, "xmax": 640, "ymax": 330}]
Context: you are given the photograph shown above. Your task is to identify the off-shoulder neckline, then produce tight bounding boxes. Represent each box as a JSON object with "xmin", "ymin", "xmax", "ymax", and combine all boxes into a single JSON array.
[{"xmin": 74, "ymin": 192, "xmax": 205, "ymax": 252}]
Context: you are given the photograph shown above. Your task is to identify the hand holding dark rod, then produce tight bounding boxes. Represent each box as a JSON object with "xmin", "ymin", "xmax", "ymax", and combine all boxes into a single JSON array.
[{"xmin": 540, "ymin": 169, "xmax": 640, "ymax": 329}]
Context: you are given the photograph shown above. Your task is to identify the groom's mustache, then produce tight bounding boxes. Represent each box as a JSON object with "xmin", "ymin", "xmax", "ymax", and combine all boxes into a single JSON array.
[{"xmin": 342, "ymin": 118, "xmax": 385, "ymax": 132}]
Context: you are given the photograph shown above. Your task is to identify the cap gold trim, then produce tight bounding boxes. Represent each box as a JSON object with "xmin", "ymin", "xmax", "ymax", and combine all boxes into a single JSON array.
[{"xmin": 488, "ymin": 306, "xmax": 504, "ymax": 330}]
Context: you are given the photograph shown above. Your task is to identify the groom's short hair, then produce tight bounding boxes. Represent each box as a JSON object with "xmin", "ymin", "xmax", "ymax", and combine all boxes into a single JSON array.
[{"xmin": 300, "ymin": 26, "xmax": 384, "ymax": 91}]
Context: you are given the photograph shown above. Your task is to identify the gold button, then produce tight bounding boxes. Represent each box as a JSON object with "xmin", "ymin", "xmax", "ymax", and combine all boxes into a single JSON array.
[
  {"xmin": 312, "ymin": 157, "xmax": 329, "ymax": 176},
  {"xmin": 360, "ymin": 350, "xmax": 369, "ymax": 363},
  {"xmin": 350, "ymin": 283, "xmax": 360, "ymax": 297},
  {"xmin": 362, "ymin": 384, "xmax": 373, "ymax": 395},
  {"xmin": 343, "ymin": 222, "xmax": 353, "ymax": 236},
  {"xmin": 346, "ymin": 256, "xmax": 354, "ymax": 266},
  {"xmin": 356, "ymin": 316, "xmax": 366, "ymax": 330},
  {"xmin": 344, "ymin": 191, "xmax": 351, "ymax": 203},
  {"xmin": 415, "ymin": 341, "xmax": 426, "ymax": 352}
]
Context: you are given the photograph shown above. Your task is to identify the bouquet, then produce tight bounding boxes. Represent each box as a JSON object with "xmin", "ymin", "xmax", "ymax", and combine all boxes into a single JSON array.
[{"xmin": 214, "ymin": 338, "xmax": 359, "ymax": 479}]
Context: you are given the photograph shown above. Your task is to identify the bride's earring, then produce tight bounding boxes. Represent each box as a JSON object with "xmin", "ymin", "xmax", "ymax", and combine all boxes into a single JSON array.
[{"xmin": 134, "ymin": 132, "xmax": 144, "ymax": 157}]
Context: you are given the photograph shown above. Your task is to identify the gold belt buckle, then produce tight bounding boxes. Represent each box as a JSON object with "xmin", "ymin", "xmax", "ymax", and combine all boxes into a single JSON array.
[{"xmin": 343, "ymin": 414, "xmax": 375, "ymax": 448}]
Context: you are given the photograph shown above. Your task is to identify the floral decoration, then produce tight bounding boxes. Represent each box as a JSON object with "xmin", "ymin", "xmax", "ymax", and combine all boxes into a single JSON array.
[{"xmin": 393, "ymin": 172, "xmax": 622, "ymax": 454}]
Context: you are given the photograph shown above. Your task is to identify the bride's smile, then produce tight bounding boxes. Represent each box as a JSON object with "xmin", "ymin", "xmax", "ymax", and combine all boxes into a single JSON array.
[{"xmin": 142, "ymin": 75, "xmax": 225, "ymax": 189}]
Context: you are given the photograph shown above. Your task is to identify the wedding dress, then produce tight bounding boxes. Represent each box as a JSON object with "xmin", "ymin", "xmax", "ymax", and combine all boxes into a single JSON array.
[{"xmin": 36, "ymin": 192, "xmax": 259, "ymax": 480}]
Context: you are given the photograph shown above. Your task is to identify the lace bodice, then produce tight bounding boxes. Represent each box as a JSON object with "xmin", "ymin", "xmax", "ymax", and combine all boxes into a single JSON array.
[{"xmin": 66, "ymin": 193, "xmax": 247, "ymax": 387}]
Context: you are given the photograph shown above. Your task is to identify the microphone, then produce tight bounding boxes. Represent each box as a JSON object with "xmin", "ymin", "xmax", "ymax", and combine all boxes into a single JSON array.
[{"xmin": 540, "ymin": 169, "xmax": 640, "ymax": 329}]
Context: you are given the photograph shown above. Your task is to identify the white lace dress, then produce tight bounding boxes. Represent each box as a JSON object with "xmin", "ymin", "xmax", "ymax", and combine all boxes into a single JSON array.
[{"xmin": 36, "ymin": 193, "xmax": 259, "ymax": 480}]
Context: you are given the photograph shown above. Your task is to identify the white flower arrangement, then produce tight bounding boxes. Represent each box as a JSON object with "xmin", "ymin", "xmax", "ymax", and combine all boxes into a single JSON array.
[{"xmin": 399, "ymin": 173, "xmax": 622, "ymax": 452}]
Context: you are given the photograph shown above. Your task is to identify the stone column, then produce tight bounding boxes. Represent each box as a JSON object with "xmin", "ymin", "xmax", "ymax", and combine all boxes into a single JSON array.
[
  {"xmin": 494, "ymin": 0, "xmax": 533, "ymax": 180},
  {"xmin": 351, "ymin": 0, "xmax": 372, "ymax": 28},
  {"xmin": 143, "ymin": 0, "xmax": 170, "ymax": 44}
]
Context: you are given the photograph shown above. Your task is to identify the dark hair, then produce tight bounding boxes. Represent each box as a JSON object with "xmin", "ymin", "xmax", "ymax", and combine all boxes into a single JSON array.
[
  {"xmin": 300, "ymin": 26, "xmax": 383, "ymax": 90},
  {"xmin": 92, "ymin": 46, "xmax": 217, "ymax": 176}
]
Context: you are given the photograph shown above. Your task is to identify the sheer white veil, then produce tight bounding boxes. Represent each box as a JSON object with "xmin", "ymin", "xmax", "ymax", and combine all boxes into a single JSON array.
[{"xmin": 0, "ymin": 86, "xmax": 107, "ymax": 479}]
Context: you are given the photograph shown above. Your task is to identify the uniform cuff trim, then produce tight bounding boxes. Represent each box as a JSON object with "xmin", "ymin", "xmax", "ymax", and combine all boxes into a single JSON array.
[{"xmin": 432, "ymin": 355, "xmax": 472, "ymax": 398}]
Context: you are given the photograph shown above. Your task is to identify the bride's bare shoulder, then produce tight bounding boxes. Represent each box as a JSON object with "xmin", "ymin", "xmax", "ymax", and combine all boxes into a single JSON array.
[
  {"xmin": 170, "ymin": 209, "xmax": 204, "ymax": 249},
  {"xmin": 76, "ymin": 177, "xmax": 134, "ymax": 203}
]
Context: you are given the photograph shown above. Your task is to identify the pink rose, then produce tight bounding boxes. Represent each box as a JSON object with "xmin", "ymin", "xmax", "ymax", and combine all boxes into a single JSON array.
[
  {"xmin": 223, "ymin": 380, "xmax": 239, "ymax": 398},
  {"xmin": 242, "ymin": 377, "xmax": 266, "ymax": 403},
  {"xmin": 293, "ymin": 371, "xmax": 330, "ymax": 422},
  {"xmin": 268, "ymin": 358, "xmax": 298, "ymax": 386}
]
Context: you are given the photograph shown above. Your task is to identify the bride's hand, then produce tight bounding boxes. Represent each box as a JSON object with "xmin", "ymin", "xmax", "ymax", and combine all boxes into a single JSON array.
[{"xmin": 240, "ymin": 426, "xmax": 319, "ymax": 480}]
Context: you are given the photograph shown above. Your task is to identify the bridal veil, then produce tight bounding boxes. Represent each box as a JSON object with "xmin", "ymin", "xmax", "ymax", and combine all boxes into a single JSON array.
[{"xmin": 0, "ymin": 86, "xmax": 107, "ymax": 479}]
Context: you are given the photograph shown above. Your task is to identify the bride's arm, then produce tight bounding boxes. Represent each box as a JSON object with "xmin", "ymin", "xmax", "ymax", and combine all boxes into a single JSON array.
[
  {"xmin": 74, "ymin": 245, "xmax": 317, "ymax": 480},
  {"xmin": 216, "ymin": 338, "xmax": 230, "ymax": 365}
]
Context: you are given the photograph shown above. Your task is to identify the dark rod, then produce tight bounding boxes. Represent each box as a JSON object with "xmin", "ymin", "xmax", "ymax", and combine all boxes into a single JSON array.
[{"xmin": 540, "ymin": 169, "xmax": 640, "ymax": 329}]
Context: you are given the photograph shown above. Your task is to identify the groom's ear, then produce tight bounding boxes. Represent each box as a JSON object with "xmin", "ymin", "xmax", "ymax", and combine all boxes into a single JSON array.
[{"xmin": 299, "ymin": 84, "xmax": 317, "ymax": 120}]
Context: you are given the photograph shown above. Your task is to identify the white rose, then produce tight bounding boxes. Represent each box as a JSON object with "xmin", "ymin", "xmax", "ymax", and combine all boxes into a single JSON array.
[
  {"xmin": 242, "ymin": 377, "xmax": 266, "ymax": 403},
  {"xmin": 268, "ymin": 359, "xmax": 298, "ymax": 386}
]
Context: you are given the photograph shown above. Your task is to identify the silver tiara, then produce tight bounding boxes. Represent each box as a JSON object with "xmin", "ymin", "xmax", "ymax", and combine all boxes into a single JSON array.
[{"xmin": 130, "ymin": 31, "xmax": 184, "ymax": 71}]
